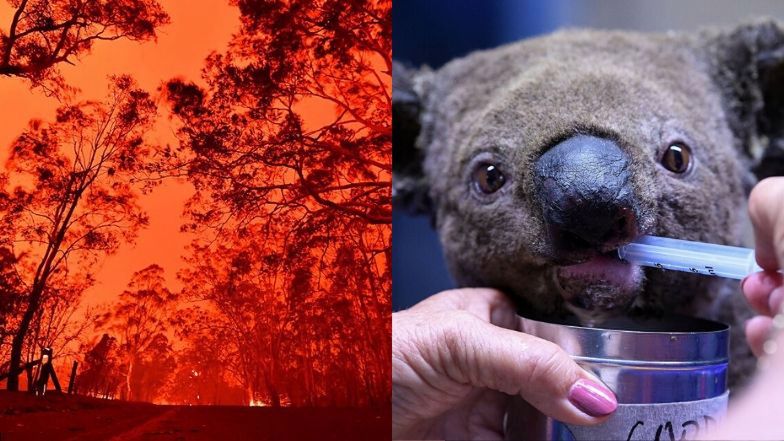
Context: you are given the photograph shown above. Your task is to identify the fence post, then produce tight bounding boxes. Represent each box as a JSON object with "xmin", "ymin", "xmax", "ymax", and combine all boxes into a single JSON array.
[
  {"xmin": 34, "ymin": 347, "xmax": 62, "ymax": 395},
  {"xmin": 26, "ymin": 364, "xmax": 34, "ymax": 394},
  {"xmin": 68, "ymin": 361, "xmax": 78, "ymax": 394}
]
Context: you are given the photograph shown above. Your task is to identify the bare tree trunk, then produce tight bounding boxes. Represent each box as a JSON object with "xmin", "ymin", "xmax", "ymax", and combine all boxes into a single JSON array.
[
  {"xmin": 125, "ymin": 358, "xmax": 134, "ymax": 401},
  {"xmin": 7, "ymin": 283, "xmax": 43, "ymax": 391},
  {"xmin": 7, "ymin": 179, "xmax": 83, "ymax": 391},
  {"xmin": 245, "ymin": 385, "xmax": 254, "ymax": 406},
  {"xmin": 264, "ymin": 368, "xmax": 281, "ymax": 407}
]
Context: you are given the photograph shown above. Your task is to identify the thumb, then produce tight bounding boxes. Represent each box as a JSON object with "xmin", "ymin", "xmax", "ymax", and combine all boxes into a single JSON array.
[
  {"xmin": 441, "ymin": 311, "xmax": 617, "ymax": 425},
  {"xmin": 749, "ymin": 176, "xmax": 784, "ymax": 270}
]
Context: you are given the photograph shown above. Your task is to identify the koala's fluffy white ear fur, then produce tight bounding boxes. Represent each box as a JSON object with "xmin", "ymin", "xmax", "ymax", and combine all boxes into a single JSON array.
[
  {"xmin": 703, "ymin": 19, "xmax": 784, "ymax": 180},
  {"xmin": 392, "ymin": 61, "xmax": 432, "ymax": 216}
]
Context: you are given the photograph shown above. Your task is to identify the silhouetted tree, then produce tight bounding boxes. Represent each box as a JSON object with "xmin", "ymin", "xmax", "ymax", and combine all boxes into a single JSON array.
[
  {"xmin": 164, "ymin": 0, "xmax": 390, "ymax": 229},
  {"xmin": 178, "ymin": 222, "xmax": 390, "ymax": 406},
  {"xmin": 3, "ymin": 75, "xmax": 160, "ymax": 391},
  {"xmin": 0, "ymin": 175, "xmax": 23, "ymax": 361},
  {"xmin": 0, "ymin": 259, "xmax": 22, "ymax": 380},
  {"xmin": 0, "ymin": 0, "xmax": 170, "ymax": 94},
  {"xmin": 18, "ymin": 281, "xmax": 95, "ymax": 389},
  {"xmin": 76, "ymin": 333, "xmax": 123, "ymax": 398},
  {"xmin": 94, "ymin": 264, "xmax": 177, "ymax": 401},
  {"xmin": 165, "ymin": 321, "xmax": 244, "ymax": 405},
  {"xmin": 178, "ymin": 239, "xmax": 285, "ymax": 406},
  {"xmin": 128, "ymin": 332, "xmax": 175, "ymax": 402},
  {"xmin": 166, "ymin": 0, "xmax": 391, "ymax": 408}
]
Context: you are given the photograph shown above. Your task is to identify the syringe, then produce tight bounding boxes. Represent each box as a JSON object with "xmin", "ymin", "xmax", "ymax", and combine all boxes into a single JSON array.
[{"xmin": 618, "ymin": 235, "xmax": 781, "ymax": 280}]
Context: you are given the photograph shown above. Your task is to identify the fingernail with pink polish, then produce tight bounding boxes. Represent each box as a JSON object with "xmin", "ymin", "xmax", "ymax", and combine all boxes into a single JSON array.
[{"xmin": 568, "ymin": 379, "xmax": 617, "ymax": 417}]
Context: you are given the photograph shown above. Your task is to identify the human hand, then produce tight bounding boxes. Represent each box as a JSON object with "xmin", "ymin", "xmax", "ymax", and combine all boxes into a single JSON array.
[
  {"xmin": 741, "ymin": 177, "xmax": 784, "ymax": 356},
  {"xmin": 705, "ymin": 176, "xmax": 784, "ymax": 439},
  {"xmin": 392, "ymin": 288, "xmax": 617, "ymax": 440}
]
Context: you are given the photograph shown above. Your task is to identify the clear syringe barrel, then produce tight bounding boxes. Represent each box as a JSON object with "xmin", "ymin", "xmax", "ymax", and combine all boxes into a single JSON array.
[{"xmin": 618, "ymin": 235, "xmax": 762, "ymax": 280}]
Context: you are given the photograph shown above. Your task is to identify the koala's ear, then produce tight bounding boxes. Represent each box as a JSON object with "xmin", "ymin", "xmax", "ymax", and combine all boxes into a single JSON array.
[
  {"xmin": 704, "ymin": 19, "xmax": 784, "ymax": 179},
  {"xmin": 393, "ymin": 61, "xmax": 432, "ymax": 215}
]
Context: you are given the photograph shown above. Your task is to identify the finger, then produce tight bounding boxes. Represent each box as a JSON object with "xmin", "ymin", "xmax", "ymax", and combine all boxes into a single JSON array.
[
  {"xmin": 746, "ymin": 316, "xmax": 773, "ymax": 358},
  {"xmin": 411, "ymin": 288, "xmax": 519, "ymax": 329},
  {"xmin": 440, "ymin": 313, "xmax": 617, "ymax": 425},
  {"xmin": 748, "ymin": 177, "xmax": 784, "ymax": 271},
  {"xmin": 770, "ymin": 287, "xmax": 784, "ymax": 316},
  {"xmin": 742, "ymin": 271, "xmax": 783, "ymax": 316},
  {"xmin": 703, "ymin": 328, "xmax": 784, "ymax": 439}
]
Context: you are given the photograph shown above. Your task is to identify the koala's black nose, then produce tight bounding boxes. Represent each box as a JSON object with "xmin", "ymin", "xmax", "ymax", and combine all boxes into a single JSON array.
[{"xmin": 533, "ymin": 135, "xmax": 638, "ymax": 255}]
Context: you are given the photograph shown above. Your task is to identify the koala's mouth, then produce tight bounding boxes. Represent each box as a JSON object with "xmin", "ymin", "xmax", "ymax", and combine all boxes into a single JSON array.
[{"xmin": 555, "ymin": 252, "xmax": 644, "ymax": 325}]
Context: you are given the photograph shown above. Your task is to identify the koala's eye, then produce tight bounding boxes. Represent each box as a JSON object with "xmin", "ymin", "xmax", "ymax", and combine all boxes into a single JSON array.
[
  {"xmin": 661, "ymin": 143, "xmax": 692, "ymax": 174},
  {"xmin": 472, "ymin": 163, "xmax": 506, "ymax": 194}
]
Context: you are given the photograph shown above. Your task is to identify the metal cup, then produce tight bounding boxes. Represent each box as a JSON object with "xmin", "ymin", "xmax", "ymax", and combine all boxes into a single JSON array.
[{"xmin": 505, "ymin": 314, "xmax": 730, "ymax": 441}]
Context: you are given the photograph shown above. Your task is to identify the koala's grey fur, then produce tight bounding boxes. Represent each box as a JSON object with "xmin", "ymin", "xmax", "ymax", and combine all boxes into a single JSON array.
[{"xmin": 394, "ymin": 19, "xmax": 784, "ymax": 388}]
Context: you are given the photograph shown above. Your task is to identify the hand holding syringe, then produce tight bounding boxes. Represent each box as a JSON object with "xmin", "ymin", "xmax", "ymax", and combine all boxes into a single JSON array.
[{"xmin": 618, "ymin": 235, "xmax": 782, "ymax": 280}]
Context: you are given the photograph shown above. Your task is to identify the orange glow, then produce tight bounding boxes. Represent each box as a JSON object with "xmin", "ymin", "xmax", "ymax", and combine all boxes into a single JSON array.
[
  {"xmin": 0, "ymin": 1, "xmax": 238, "ymax": 306},
  {"xmin": 1, "ymin": 0, "xmax": 391, "ymax": 413}
]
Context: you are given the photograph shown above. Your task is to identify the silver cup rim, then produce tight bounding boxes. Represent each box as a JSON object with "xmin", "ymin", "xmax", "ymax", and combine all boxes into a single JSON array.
[{"xmin": 519, "ymin": 314, "xmax": 730, "ymax": 365}]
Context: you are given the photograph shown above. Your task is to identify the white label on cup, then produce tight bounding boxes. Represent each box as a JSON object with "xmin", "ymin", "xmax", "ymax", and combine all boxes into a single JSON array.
[{"xmin": 566, "ymin": 391, "xmax": 728, "ymax": 441}]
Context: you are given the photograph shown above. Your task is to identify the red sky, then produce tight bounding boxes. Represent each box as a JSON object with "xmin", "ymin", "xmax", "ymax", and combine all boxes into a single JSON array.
[
  {"xmin": 1, "ymin": 0, "xmax": 342, "ymax": 311},
  {"xmin": 0, "ymin": 1, "xmax": 239, "ymax": 307}
]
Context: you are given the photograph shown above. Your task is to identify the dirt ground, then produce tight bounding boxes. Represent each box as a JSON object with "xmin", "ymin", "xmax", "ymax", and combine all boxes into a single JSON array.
[{"xmin": 0, "ymin": 391, "xmax": 389, "ymax": 440}]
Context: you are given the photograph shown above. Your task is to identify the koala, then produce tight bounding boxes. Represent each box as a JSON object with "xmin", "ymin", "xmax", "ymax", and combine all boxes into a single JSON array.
[{"xmin": 393, "ymin": 19, "xmax": 784, "ymax": 387}]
